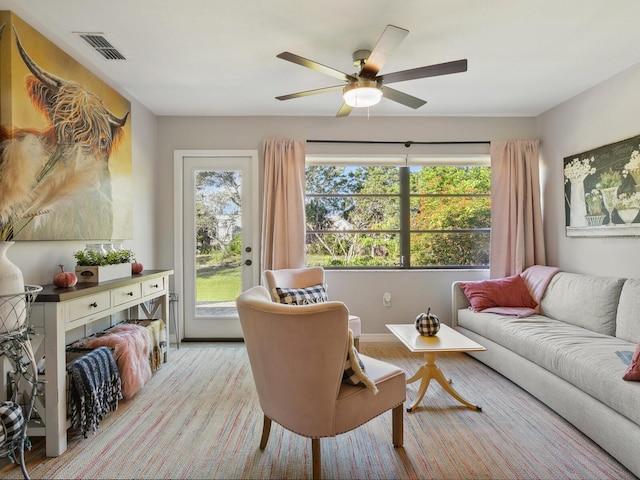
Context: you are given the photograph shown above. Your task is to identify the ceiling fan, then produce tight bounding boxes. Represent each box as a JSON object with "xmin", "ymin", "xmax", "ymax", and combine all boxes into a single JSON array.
[{"xmin": 275, "ymin": 24, "xmax": 468, "ymax": 117}]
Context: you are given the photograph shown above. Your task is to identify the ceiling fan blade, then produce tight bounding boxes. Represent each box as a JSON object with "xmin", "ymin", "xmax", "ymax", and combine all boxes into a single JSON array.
[
  {"xmin": 379, "ymin": 59, "xmax": 468, "ymax": 84},
  {"xmin": 359, "ymin": 25, "xmax": 409, "ymax": 79},
  {"xmin": 382, "ymin": 86, "xmax": 427, "ymax": 109},
  {"xmin": 276, "ymin": 85, "xmax": 344, "ymax": 101},
  {"xmin": 336, "ymin": 103, "xmax": 353, "ymax": 117},
  {"xmin": 276, "ymin": 51, "xmax": 356, "ymax": 82}
]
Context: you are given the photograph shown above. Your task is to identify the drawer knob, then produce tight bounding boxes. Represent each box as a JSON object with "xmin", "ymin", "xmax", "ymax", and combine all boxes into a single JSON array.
[
  {"xmin": 151, "ymin": 284, "xmax": 159, "ymax": 288},
  {"xmin": 89, "ymin": 302, "xmax": 98, "ymax": 308},
  {"xmin": 127, "ymin": 291, "xmax": 134, "ymax": 296}
]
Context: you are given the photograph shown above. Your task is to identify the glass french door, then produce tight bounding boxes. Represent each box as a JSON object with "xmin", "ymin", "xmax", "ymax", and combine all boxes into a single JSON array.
[{"xmin": 175, "ymin": 150, "xmax": 259, "ymax": 339}]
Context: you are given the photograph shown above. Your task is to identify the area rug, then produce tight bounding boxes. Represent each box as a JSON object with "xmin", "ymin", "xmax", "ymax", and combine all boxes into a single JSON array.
[{"xmin": 2, "ymin": 343, "xmax": 635, "ymax": 479}]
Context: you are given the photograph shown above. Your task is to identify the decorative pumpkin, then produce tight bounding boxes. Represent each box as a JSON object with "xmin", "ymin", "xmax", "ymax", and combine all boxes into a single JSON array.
[
  {"xmin": 131, "ymin": 261, "xmax": 144, "ymax": 274},
  {"xmin": 53, "ymin": 264, "xmax": 77, "ymax": 288},
  {"xmin": 415, "ymin": 307, "xmax": 440, "ymax": 336}
]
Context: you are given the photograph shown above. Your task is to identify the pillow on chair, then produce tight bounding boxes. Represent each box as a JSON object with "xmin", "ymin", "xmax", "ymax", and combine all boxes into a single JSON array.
[{"xmin": 273, "ymin": 283, "xmax": 328, "ymax": 305}]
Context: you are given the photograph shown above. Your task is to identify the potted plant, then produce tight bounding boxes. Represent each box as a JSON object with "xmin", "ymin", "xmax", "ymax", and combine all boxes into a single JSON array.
[
  {"xmin": 73, "ymin": 247, "xmax": 135, "ymax": 283},
  {"xmin": 612, "ymin": 192, "xmax": 640, "ymax": 224},
  {"xmin": 597, "ymin": 169, "xmax": 623, "ymax": 226},
  {"xmin": 622, "ymin": 147, "xmax": 640, "ymax": 190},
  {"xmin": 584, "ymin": 189, "xmax": 605, "ymax": 226},
  {"xmin": 73, "ymin": 248, "xmax": 134, "ymax": 266},
  {"xmin": 597, "ymin": 168, "xmax": 623, "ymax": 189}
]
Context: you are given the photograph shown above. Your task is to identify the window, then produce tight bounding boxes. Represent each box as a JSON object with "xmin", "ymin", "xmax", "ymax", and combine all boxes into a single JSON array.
[{"xmin": 305, "ymin": 154, "xmax": 491, "ymax": 269}]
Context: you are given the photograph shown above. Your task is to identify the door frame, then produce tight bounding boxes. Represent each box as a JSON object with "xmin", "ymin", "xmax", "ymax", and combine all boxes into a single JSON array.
[{"xmin": 173, "ymin": 149, "xmax": 260, "ymax": 340}]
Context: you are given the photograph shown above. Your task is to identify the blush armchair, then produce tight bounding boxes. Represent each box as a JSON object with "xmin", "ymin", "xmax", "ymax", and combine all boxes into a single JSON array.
[
  {"xmin": 263, "ymin": 266, "xmax": 362, "ymax": 348},
  {"xmin": 236, "ymin": 285, "xmax": 405, "ymax": 479}
]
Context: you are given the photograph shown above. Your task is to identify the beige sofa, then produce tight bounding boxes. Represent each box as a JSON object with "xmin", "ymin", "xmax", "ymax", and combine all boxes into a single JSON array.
[{"xmin": 451, "ymin": 271, "xmax": 640, "ymax": 477}]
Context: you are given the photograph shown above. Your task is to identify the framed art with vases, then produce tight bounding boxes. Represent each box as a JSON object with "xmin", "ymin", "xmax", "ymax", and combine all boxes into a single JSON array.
[{"xmin": 564, "ymin": 133, "xmax": 640, "ymax": 237}]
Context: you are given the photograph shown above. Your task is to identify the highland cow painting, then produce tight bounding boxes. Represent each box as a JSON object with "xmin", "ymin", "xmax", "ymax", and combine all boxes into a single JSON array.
[{"xmin": 0, "ymin": 11, "xmax": 132, "ymax": 241}]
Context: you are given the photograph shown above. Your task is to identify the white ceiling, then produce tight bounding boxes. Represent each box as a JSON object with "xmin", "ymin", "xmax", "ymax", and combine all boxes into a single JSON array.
[{"xmin": 2, "ymin": 0, "xmax": 640, "ymax": 118}]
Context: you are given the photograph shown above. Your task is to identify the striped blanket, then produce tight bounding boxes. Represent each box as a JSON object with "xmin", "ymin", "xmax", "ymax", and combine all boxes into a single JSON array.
[{"xmin": 67, "ymin": 346, "xmax": 122, "ymax": 437}]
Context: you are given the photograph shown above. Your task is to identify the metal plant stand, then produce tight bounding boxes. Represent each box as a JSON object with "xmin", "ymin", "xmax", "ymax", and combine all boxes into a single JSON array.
[{"xmin": 0, "ymin": 285, "xmax": 43, "ymax": 480}]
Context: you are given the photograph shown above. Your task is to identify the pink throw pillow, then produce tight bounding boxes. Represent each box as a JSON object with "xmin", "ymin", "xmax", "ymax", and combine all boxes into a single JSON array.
[
  {"xmin": 623, "ymin": 342, "xmax": 640, "ymax": 381},
  {"xmin": 459, "ymin": 275, "xmax": 538, "ymax": 312}
]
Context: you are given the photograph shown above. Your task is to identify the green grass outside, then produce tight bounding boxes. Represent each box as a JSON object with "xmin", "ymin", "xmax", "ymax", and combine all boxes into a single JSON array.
[
  {"xmin": 196, "ymin": 265, "xmax": 241, "ymax": 302},
  {"xmin": 194, "ymin": 253, "xmax": 393, "ymax": 303}
]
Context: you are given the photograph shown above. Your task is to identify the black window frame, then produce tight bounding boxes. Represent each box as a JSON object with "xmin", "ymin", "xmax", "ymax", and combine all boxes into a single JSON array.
[{"xmin": 305, "ymin": 155, "xmax": 491, "ymax": 270}]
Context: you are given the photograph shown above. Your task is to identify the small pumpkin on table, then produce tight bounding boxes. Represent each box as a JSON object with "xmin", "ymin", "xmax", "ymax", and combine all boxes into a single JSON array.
[
  {"xmin": 53, "ymin": 264, "xmax": 77, "ymax": 288},
  {"xmin": 415, "ymin": 307, "xmax": 440, "ymax": 336},
  {"xmin": 131, "ymin": 260, "xmax": 144, "ymax": 274}
]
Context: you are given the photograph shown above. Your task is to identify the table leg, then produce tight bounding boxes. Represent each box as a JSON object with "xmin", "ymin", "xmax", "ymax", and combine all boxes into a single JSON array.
[
  {"xmin": 44, "ymin": 302, "xmax": 68, "ymax": 456},
  {"xmin": 406, "ymin": 352, "xmax": 482, "ymax": 412}
]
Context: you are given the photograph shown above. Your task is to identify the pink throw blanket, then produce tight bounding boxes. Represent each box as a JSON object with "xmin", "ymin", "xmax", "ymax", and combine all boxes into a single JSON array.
[
  {"xmin": 72, "ymin": 323, "xmax": 152, "ymax": 399},
  {"xmin": 521, "ymin": 265, "xmax": 561, "ymax": 309}
]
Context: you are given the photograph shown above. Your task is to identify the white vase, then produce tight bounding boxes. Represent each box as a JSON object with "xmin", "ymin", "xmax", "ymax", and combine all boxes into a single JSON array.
[
  {"xmin": 0, "ymin": 241, "xmax": 26, "ymax": 333},
  {"xmin": 569, "ymin": 175, "xmax": 588, "ymax": 227},
  {"xmin": 600, "ymin": 186, "xmax": 619, "ymax": 226},
  {"xmin": 617, "ymin": 208, "xmax": 639, "ymax": 224}
]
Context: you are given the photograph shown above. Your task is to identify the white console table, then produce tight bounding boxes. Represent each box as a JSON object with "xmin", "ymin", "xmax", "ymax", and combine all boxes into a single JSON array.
[{"xmin": 29, "ymin": 269, "xmax": 173, "ymax": 457}]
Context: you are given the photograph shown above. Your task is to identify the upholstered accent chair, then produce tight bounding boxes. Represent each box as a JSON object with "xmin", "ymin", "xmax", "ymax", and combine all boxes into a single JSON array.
[
  {"xmin": 236, "ymin": 286, "xmax": 405, "ymax": 479},
  {"xmin": 263, "ymin": 266, "xmax": 362, "ymax": 348}
]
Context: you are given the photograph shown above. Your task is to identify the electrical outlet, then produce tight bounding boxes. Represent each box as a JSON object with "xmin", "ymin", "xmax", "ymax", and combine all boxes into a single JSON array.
[{"xmin": 383, "ymin": 292, "xmax": 392, "ymax": 307}]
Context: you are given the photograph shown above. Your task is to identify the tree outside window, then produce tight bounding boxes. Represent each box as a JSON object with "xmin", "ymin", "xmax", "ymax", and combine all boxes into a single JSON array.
[{"xmin": 305, "ymin": 157, "xmax": 490, "ymax": 268}]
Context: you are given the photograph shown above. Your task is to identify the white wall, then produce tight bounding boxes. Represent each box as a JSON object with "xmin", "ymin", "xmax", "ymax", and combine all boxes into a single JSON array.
[
  {"xmin": 14, "ymin": 58, "xmax": 640, "ymax": 334},
  {"xmin": 537, "ymin": 62, "xmax": 640, "ymax": 278},
  {"xmin": 324, "ymin": 269, "xmax": 482, "ymax": 334},
  {"xmin": 158, "ymin": 115, "xmax": 537, "ymax": 333},
  {"xmin": 8, "ymin": 99, "xmax": 159, "ymax": 286}
]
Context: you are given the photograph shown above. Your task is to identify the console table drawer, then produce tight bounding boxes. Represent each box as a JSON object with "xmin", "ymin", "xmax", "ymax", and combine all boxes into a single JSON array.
[
  {"xmin": 112, "ymin": 284, "xmax": 143, "ymax": 306},
  {"xmin": 67, "ymin": 291, "xmax": 111, "ymax": 322},
  {"xmin": 143, "ymin": 278, "xmax": 165, "ymax": 296}
]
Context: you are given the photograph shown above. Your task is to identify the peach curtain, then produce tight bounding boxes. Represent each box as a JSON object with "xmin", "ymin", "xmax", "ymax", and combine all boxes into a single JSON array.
[
  {"xmin": 261, "ymin": 138, "xmax": 306, "ymax": 270},
  {"xmin": 490, "ymin": 140, "xmax": 546, "ymax": 278}
]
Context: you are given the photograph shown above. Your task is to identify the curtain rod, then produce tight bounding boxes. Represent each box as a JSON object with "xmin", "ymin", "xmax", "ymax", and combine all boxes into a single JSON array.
[{"xmin": 306, "ymin": 140, "xmax": 490, "ymax": 147}]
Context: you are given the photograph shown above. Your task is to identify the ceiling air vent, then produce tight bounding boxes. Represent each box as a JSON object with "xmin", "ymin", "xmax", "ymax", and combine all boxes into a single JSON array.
[{"xmin": 76, "ymin": 33, "xmax": 126, "ymax": 60}]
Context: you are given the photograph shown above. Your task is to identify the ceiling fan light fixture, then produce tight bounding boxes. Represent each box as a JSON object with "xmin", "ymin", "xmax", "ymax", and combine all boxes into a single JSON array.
[{"xmin": 343, "ymin": 81, "xmax": 383, "ymax": 108}]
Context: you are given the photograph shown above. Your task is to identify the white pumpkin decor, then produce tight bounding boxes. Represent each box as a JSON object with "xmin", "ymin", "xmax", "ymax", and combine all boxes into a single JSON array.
[{"xmin": 415, "ymin": 307, "xmax": 440, "ymax": 336}]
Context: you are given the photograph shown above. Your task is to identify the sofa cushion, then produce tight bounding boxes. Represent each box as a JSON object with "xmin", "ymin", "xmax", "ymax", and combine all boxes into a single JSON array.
[
  {"xmin": 540, "ymin": 272, "xmax": 624, "ymax": 336},
  {"xmin": 458, "ymin": 275, "xmax": 538, "ymax": 312},
  {"xmin": 616, "ymin": 279, "xmax": 640, "ymax": 343},
  {"xmin": 457, "ymin": 308, "xmax": 640, "ymax": 426}
]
